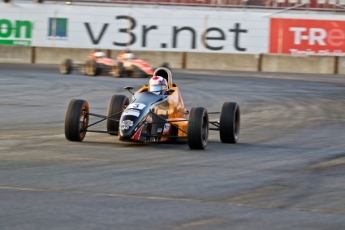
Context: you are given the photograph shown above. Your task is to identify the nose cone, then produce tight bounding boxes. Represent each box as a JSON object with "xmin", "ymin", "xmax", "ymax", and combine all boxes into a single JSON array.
[{"xmin": 119, "ymin": 117, "xmax": 138, "ymax": 140}]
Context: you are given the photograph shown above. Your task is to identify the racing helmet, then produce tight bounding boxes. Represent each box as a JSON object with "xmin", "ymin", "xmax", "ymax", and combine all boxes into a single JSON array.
[
  {"xmin": 123, "ymin": 53, "xmax": 134, "ymax": 60},
  {"xmin": 148, "ymin": 76, "xmax": 168, "ymax": 95},
  {"xmin": 94, "ymin": 51, "xmax": 105, "ymax": 58}
]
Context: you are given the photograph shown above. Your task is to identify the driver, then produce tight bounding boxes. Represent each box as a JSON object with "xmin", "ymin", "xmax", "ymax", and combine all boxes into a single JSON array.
[
  {"xmin": 89, "ymin": 49, "xmax": 105, "ymax": 59},
  {"xmin": 119, "ymin": 50, "xmax": 135, "ymax": 60},
  {"xmin": 148, "ymin": 76, "xmax": 168, "ymax": 95},
  {"xmin": 94, "ymin": 51, "xmax": 105, "ymax": 58},
  {"xmin": 123, "ymin": 52, "xmax": 134, "ymax": 60}
]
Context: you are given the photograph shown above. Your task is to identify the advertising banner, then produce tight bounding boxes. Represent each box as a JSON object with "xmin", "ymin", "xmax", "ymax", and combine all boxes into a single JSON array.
[
  {"xmin": 270, "ymin": 18, "xmax": 345, "ymax": 56},
  {"xmin": 0, "ymin": 3, "xmax": 269, "ymax": 54},
  {"xmin": 2, "ymin": 3, "xmax": 345, "ymax": 55},
  {"xmin": 0, "ymin": 19, "xmax": 33, "ymax": 46}
]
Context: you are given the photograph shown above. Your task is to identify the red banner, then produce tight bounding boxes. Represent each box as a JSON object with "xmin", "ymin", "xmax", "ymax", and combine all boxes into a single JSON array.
[{"xmin": 270, "ymin": 18, "xmax": 345, "ymax": 56}]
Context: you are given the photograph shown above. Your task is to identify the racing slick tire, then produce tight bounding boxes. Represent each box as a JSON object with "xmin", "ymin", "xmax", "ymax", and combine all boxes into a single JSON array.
[
  {"xmin": 65, "ymin": 99, "xmax": 89, "ymax": 142},
  {"xmin": 219, "ymin": 102, "xmax": 240, "ymax": 143},
  {"xmin": 161, "ymin": 62, "xmax": 170, "ymax": 69},
  {"xmin": 60, "ymin": 59, "xmax": 72, "ymax": 74},
  {"xmin": 85, "ymin": 60, "xmax": 98, "ymax": 76},
  {"xmin": 107, "ymin": 95, "xmax": 129, "ymax": 135},
  {"xmin": 111, "ymin": 65, "xmax": 120, "ymax": 78},
  {"xmin": 131, "ymin": 66, "xmax": 147, "ymax": 78},
  {"xmin": 188, "ymin": 107, "xmax": 209, "ymax": 150},
  {"xmin": 118, "ymin": 62, "xmax": 125, "ymax": 77}
]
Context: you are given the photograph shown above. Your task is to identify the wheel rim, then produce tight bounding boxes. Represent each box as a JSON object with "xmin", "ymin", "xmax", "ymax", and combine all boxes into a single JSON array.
[
  {"xmin": 79, "ymin": 107, "xmax": 88, "ymax": 139},
  {"xmin": 233, "ymin": 108, "xmax": 239, "ymax": 140},
  {"xmin": 201, "ymin": 112, "xmax": 208, "ymax": 144}
]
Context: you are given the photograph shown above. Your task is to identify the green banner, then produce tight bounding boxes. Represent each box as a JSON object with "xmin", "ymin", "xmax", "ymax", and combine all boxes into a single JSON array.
[{"xmin": 0, "ymin": 40, "xmax": 31, "ymax": 46}]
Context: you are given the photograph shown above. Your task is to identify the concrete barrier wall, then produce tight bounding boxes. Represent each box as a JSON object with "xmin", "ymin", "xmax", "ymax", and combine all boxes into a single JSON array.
[
  {"xmin": 0, "ymin": 46, "xmax": 31, "ymax": 64},
  {"xmin": 261, "ymin": 54, "xmax": 335, "ymax": 74},
  {"xmin": 35, "ymin": 47, "xmax": 93, "ymax": 64},
  {"xmin": 337, "ymin": 57, "xmax": 345, "ymax": 75},
  {"xmin": 186, "ymin": 53, "xmax": 259, "ymax": 71},
  {"xmin": 2, "ymin": 46, "xmax": 344, "ymax": 75}
]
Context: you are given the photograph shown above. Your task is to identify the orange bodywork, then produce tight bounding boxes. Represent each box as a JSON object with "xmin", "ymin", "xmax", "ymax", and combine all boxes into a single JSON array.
[{"xmin": 135, "ymin": 83, "xmax": 188, "ymax": 141}]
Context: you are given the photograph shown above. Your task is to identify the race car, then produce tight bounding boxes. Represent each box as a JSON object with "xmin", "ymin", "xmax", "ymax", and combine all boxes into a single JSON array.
[
  {"xmin": 64, "ymin": 67, "xmax": 240, "ymax": 149},
  {"xmin": 60, "ymin": 51, "xmax": 163, "ymax": 78}
]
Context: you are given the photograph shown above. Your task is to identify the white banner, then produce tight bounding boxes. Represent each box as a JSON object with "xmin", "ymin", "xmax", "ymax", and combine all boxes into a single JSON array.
[{"xmin": 0, "ymin": 2, "xmax": 273, "ymax": 53}]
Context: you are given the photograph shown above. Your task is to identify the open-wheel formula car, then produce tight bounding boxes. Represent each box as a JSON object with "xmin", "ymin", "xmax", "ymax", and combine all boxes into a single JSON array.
[
  {"xmin": 64, "ymin": 67, "xmax": 240, "ymax": 149},
  {"xmin": 60, "ymin": 51, "xmax": 159, "ymax": 78}
]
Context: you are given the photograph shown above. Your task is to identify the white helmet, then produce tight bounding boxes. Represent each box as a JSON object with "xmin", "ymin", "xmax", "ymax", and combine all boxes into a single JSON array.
[
  {"xmin": 148, "ymin": 76, "xmax": 168, "ymax": 95},
  {"xmin": 123, "ymin": 53, "xmax": 134, "ymax": 60},
  {"xmin": 94, "ymin": 51, "xmax": 105, "ymax": 58}
]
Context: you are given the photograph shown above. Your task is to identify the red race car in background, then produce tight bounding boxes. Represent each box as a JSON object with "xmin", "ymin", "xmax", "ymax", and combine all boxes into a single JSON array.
[{"xmin": 60, "ymin": 50, "xmax": 168, "ymax": 78}]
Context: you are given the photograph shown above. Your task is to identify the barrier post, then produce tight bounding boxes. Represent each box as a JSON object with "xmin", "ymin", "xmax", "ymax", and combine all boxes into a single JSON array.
[
  {"xmin": 182, "ymin": 52, "xmax": 187, "ymax": 69},
  {"xmin": 31, "ymin": 46, "xmax": 36, "ymax": 64},
  {"xmin": 334, "ymin": 56, "xmax": 339, "ymax": 74}
]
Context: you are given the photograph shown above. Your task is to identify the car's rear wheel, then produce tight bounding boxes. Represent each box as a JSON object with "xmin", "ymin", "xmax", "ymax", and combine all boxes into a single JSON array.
[
  {"xmin": 111, "ymin": 65, "xmax": 120, "ymax": 78},
  {"xmin": 107, "ymin": 95, "xmax": 129, "ymax": 134},
  {"xmin": 65, "ymin": 99, "xmax": 89, "ymax": 142},
  {"xmin": 161, "ymin": 62, "xmax": 170, "ymax": 69},
  {"xmin": 131, "ymin": 66, "xmax": 147, "ymax": 78},
  {"xmin": 188, "ymin": 107, "xmax": 209, "ymax": 149},
  {"xmin": 219, "ymin": 102, "xmax": 240, "ymax": 143},
  {"xmin": 85, "ymin": 60, "xmax": 98, "ymax": 76},
  {"xmin": 60, "ymin": 59, "xmax": 72, "ymax": 74}
]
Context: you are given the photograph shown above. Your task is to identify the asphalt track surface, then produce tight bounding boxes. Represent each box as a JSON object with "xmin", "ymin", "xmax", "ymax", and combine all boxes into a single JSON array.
[{"xmin": 0, "ymin": 63, "xmax": 345, "ymax": 230}]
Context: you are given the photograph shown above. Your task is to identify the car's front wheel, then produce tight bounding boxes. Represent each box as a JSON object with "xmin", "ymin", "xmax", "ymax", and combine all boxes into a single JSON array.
[
  {"xmin": 219, "ymin": 102, "xmax": 240, "ymax": 143},
  {"xmin": 60, "ymin": 59, "xmax": 72, "ymax": 74},
  {"xmin": 85, "ymin": 60, "xmax": 98, "ymax": 76},
  {"xmin": 65, "ymin": 99, "xmax": 89, "ymax": 142},
  {"xmin": 107, "ymin": 95, "xmax": 129, "ymax": 134},
  {"xmin": 187, "ymin": 107, "xmax": 209, "ymax": 149}
]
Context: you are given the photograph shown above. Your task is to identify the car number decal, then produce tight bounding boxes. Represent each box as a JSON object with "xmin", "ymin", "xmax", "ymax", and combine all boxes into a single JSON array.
[
  {"xmin": 123, "ymin": 109, "xmax": 140, "ymax": 117},
  {"xmin": 127, "ymin": 103, "xmax": 146, "ymax": 110},
  {"xmin": 120, "ymin": 120, "xmax": 133, "ymax": 130},
  {"xmin": 163, "ymin": 123, "xmax": 170, "ymax": 132}
]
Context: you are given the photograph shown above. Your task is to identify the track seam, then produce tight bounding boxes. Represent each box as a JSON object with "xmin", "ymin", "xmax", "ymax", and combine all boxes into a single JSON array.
[{"xmin": 0, "ymin": 185, "xmax": 344, "ymax": 215}]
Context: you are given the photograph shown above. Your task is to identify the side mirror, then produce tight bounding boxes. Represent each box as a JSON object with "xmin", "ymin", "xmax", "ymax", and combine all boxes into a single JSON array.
[
  {"xmin": 124, "ymin": 86, "xmax": 134, "ymax": 95},
  {"xmin": 124, "ymin": 86, "xmax": 133, "ymax": 91},
  {"xmin": 167, "ymin": 89, "xmax": 175, "ymax": 94}
]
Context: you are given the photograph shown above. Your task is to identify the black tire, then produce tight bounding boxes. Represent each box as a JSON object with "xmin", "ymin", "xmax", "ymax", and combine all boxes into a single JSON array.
[
  {"xmin": 65, "ymin": 99, "xmax": 89, "ymax": 142},
  {"xmin": 187, "ymin": 107, "xmax": 209, "ymax": 149},
  {"xmin": 60, "ymin": 59, "xmax": 72, "ymax": 74},
  {"xmin": 106, "ymin": 95, "xmax": 129, "ymax": 134},
  {"xmin": 111, "ymin": 65, "xmax": 120, "ymax": 78},
  {"xmin": 220, "ymin": 102, "xmax": 240, "ymax": 143},
  {"xmin": 117, "ymin": 62, "xmax": 125, "ymax": 77},
  {"xmin": 131, "ymin": 66, "xmax": 147, "ymax": 78},
  {"xmin": 161, "ymin": 62, "xmax": 170, "ymax": 69},
  {"xmin": 85, "ymin": 60, "xmax": 98, "ymax": 76}
]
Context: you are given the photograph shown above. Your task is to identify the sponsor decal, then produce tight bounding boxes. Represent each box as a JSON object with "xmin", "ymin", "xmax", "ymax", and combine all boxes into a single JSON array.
[
  {"xmin": 84, "ymin": 15, "xmax": 249, "ymax": 52},
  {"xmin": 48, "ymin": 18, "xmax": 68, "ymax": 40},
  {"xmin": 131, "ymin": 124, "xmax": 144, "ymax": 141},
  {"xmin": 270, "ymin": 18, "xmax": 345, "ymax": 56},
  {"xmin": 123, "ymin": 109, "xmax": 140, "ymax": 117},
  {"xmin": 0, "ymin": 19, "xmax": 32, "ymax": 46},
  {"xmin": 120, "ymin": 120, "xmax": 133, "ymax": 130},
  {"xmin": 127, "ymin": 103, "xmax": 146, "ymax": 110},
  {"xmin": 163, "ymin": 123, "xmax": 170, "ymax": 132}
]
